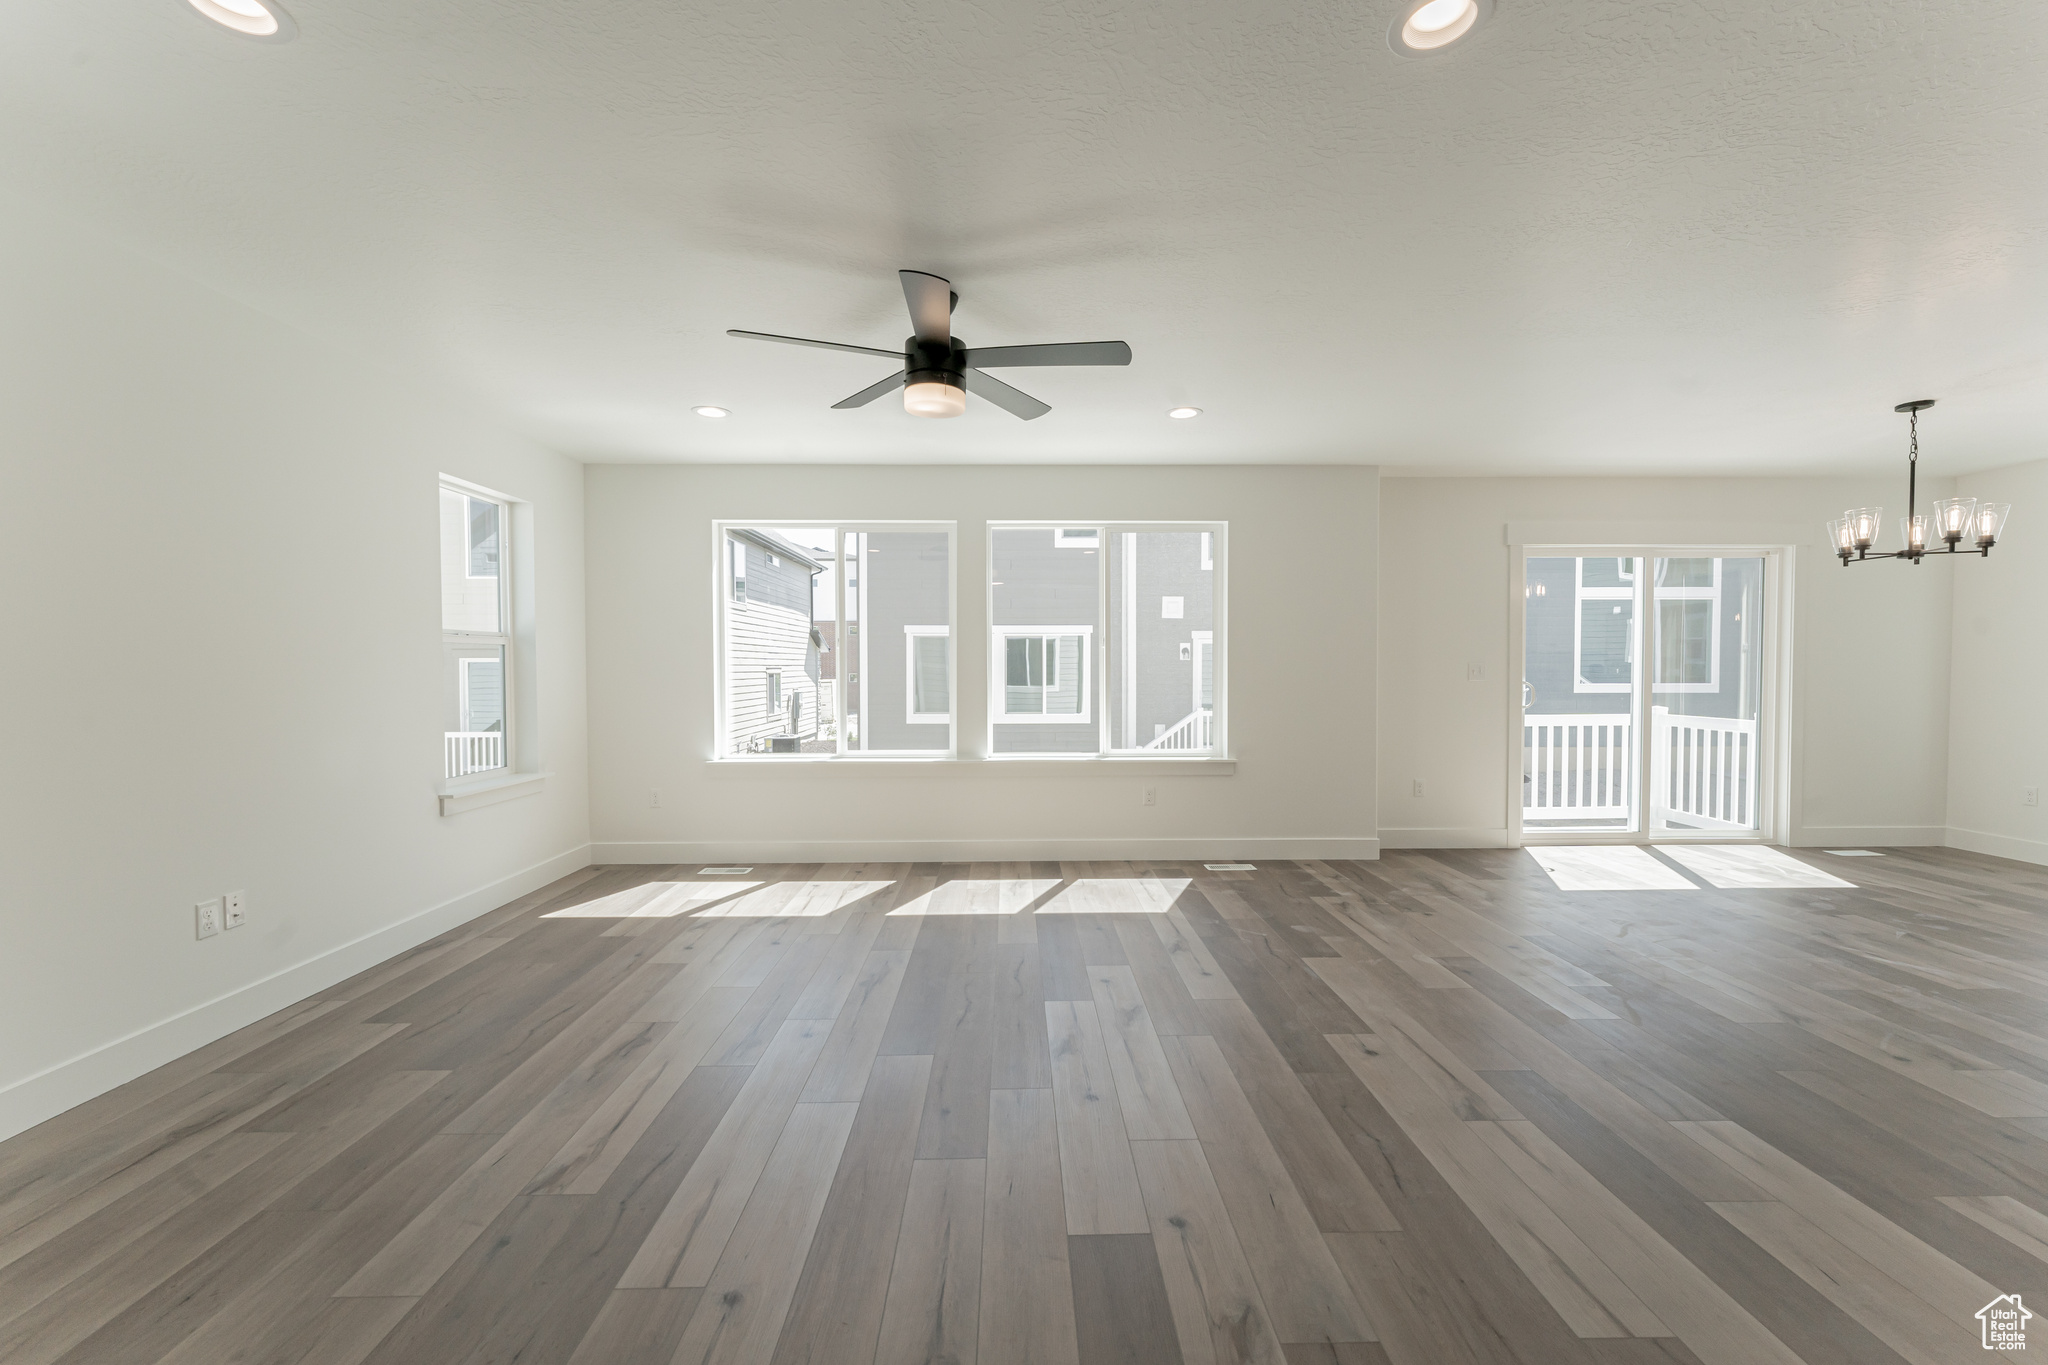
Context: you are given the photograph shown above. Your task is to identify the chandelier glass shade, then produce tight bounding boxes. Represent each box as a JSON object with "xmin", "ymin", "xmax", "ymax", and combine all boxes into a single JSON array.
[{"xmin": 1832, "ymin": 401, "xmax": 2012, "ymax": 565}]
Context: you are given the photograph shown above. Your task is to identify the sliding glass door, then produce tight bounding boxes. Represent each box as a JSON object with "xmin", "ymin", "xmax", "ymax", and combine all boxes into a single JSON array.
[{"xmin": 1520, "ymin": 550, "xmax": 1771, "ymax": 841}]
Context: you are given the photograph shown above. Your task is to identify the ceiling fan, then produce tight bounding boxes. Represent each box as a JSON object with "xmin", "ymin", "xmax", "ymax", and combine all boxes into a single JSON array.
[{"xmin": 727, "ymin": 269, "xmax": 1131, "ymax": 421}]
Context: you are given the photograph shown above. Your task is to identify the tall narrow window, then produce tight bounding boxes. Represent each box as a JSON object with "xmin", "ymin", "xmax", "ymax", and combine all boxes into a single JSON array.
[
  {"xmin": 991, "ymin": 523, "xmax": 1223, "ymax": 755},
  {"xmin": 906, "ymin": 627, "xmax": 950, "ymax": 723},
  {"xmin": 442, "ymin": 482, "xmax": 511, "ymax": 779},
  {"xmin": 717, "ymin": 523, "xmax": 954, "ymax": 756}
]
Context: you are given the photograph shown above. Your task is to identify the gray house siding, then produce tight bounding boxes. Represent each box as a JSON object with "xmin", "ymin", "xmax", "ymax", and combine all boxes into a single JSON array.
[
  {"xmin": 861, "ymin": 530, "xmax": 951, "ymax": 752},
  {"xmin": 1524, "ymin": 555, "xmax": 1761, "ymax": 722},
  {"xmin": 1106, "ymin": 530, "xmax": 1214, "ymax": 749},
  {"xmin": 991, "ymin": 528, "xmax": 1100, "ymax": 753}
]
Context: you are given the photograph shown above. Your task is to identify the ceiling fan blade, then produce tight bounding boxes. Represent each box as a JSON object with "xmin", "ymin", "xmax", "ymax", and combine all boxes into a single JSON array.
[
  {"xmin": 727, "ymin": 329, "xmax": 902, "ymax": 360},
  {"xmin": 899, "ymin": 270, "xmax": 953, "ymax": 345},
  {"xmin": 965, "ymin": 368, "xmax": 1051, "ymax": 421},
  {"xmin": 961, "ymin": 341, "xmax": 1132, "ymax": 368},
  {"xmin": 832, "ymin": 372, "xmax": 906, "ymax": 409}
]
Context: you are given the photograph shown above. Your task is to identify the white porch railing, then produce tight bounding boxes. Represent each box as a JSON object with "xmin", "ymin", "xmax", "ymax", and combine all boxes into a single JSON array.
[
  {"xmin": 1651, "ymin": 708, "xmax": 1758, "ymax": 830},
  {"xmin": 445, "ymin": 730, "xmax": 505, "ymax": 779},
  {"xmin": 1144, "ymin": 708, "xmax": 1213, "ymax": 751},
  {"xmin": 1524, "ymin": 714, "xmax": 1632, "ymax": 820},
  {"xmin": 1524, "ymin": 708, "xmax": 1759, "ymax": 830}
]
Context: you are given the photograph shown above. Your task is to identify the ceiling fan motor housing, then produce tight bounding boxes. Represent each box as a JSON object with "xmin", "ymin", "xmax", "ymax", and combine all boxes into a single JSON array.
[{"xmin": 904, "ymin": 336, "xmax": 967, "ymax": 393}]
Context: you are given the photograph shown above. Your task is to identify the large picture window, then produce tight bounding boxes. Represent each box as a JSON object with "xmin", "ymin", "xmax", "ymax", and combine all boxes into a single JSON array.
[
  {"xmin": 989, "ymin": 523, "xmax": 1224, "ymax": 756},
  {"xmin": 442, "ymin": 481, "xmax": 512, "ymax": 779},
  {"xmin": 716, "ymin": 522, "xmax": 955, "ymax": 757}
]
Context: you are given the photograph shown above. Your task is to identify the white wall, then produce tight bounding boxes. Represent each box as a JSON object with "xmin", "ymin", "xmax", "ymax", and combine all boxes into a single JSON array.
[
  {"xmin": 584, "ymin": 463, "xmax": 1377, "ymax": 862},
  {"xmin": 0, "ymin": 194, "xmax": 591, "ymax": 1140},
  {"xmin": 1945, "ymin": 457, "xmax": 2048, "ymax": 864},
  {"xmin": 1379, "ymin": 477, "xmax": 1954, "ymax": 848}
]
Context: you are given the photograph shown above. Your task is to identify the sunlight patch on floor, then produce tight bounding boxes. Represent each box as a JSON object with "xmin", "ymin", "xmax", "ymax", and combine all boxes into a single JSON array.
[
  {"xmin": 1528, "ymin": 846, "xmax": 1697, "ymax": 891},
  {"xmin": 1661, "ymin": 844, "xmax": 1855, "ymax": 889}
]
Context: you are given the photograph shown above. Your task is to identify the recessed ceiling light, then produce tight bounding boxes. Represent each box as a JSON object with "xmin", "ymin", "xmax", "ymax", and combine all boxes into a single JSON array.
[
  {"xmin": 185, "ymin": 0, "xmax": 296, "ymax": 39},
  {"xmin": 693, "ymin": 406, "xmax": 730, "ymax": 419},
  {"xmin": 1168, "ymin": 407, "xmax": 1203, "ymax": 419},
  {"xmin": 1390, "ymin": 0, "xmax": 1487, "ymax": 54}
]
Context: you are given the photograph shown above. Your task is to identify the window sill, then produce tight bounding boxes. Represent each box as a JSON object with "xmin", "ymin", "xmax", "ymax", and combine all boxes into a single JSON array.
[
  {"xmin": 703, "ymin": 757, "xmax": 1234, "ymax": 777},
  {"xmin": 438, "ymin": 770, "xmax": 549, "ymax": 815}
]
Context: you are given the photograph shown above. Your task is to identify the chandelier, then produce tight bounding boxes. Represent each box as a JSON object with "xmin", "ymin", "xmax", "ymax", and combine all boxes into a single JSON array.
[{"xmin": 1830, "ymin": 400, "xmax": 2011, "ymax": 565}]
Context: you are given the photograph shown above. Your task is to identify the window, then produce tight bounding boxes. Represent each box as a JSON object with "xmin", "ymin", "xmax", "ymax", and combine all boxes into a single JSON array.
[
  {"xmin": 906, "ymin": 627, "xmax": 950, "ymax": 723},
  {"xmin": 716, "ymin": 522, "xmax": 954, "ymax": 756},
  {"xmin": 442, "ymin": 482, "xmax": 512, "ymax": 779},
  {"xmin": 467, "ymin": 498, "xmax": 499, "ymax": 578},
  {"xmin": 991, "ymin": 523, "xmax": 1223, "ymax": 755},
  {"xmin": 1653, "ymin": 558, "xmax": 1719, "ymax": 692},
  {"xmin": 998, "ymin": 631, "xmax": 1091, "ymax": 718},
  {"xmin": 1573, "ymin": 557, "xmax": 1636, "ymax": 693}
]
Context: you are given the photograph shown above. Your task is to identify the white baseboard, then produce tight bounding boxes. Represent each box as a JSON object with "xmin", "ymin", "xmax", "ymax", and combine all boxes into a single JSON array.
[
  {"xmin": 1377, "ymin": 828, "xmax": 1513, "ymax": 849},
  {"xmin": 1790, "ymin": 826, "xmax": 1946, "ymax": 848},
  {"xmin": 590, "ymin": 837, "xmax": 1381, "ymax": 864},
  {"xmin": 1944, "ymin": 826, "xmax": 2048, "ymax": 867},
  {"xmin": 0, "ymin": 844, "xmax": 592, "ymax": 1144}
]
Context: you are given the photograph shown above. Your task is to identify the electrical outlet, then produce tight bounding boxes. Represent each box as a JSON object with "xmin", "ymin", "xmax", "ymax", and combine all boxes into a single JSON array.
[
  {"xmin": 1142, "ymin": 785, "xmax": 1157, "ymax": 807},
  {"xmin": 1412, "ymin": 779, "xmax": 1425, "ymax": 798},
  {"xmin": 2025, "ymin": 788, "xmax": 2040, "ymax": 808},
  {"xmin": 224, "ymin": 891, "xmax": 245, "ymax": 929},
  {"xmin": 195, "ymin": 899, "xmax": 222, "ymax": 939},
  {"xmin": 1466, "ymin": 662, "xmax": 1485, "ymax": 680},
  {"xmin": 648, "ymin": 789, "xmax": 662, "ymax": 808}
]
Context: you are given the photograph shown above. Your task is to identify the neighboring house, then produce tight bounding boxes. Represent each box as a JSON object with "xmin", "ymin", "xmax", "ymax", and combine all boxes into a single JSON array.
[
  {"xmin": 990, "ymin": 527, "xmax": 1215, "ymax": 753},
  {"xmin": 725, "ymin": 530, "xmax": 825, "ymax": 753},
  {"xmin": 856, "ymin": 529, "xmax": 951, "ymax": 753},
  {"xmin": 1524, "ymin": 555, "xmax": 1763, "ymax": 720}
]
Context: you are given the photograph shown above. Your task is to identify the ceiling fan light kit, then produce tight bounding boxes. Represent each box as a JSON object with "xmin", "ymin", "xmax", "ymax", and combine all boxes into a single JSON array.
[
  {"xmin": 727, "ymin": 269, "xmax": 1131, "ymax": 421},
  {"xmin": 1829, "ymin": 399, "xmax": 2013, "ymax": 565}
]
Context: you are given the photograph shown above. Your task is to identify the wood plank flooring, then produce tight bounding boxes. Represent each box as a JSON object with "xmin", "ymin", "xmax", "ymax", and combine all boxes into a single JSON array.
[{"xmin": 7, "ymin": 848, "xmax": 2048, "ymax": 1364}]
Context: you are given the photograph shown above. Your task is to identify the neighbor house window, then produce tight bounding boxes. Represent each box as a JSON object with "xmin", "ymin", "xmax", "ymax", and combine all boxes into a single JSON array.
[
  {"xmin": 990, "ymin": 523, "xmax": 1223, "ymax": 755},
  {"xmin": 906, "ymin": 627, "xmax": 950, "ymax": 723},
  {"xmin": 1653, "ymin": 558, "xmax": 1719, "ymax": 692},
  {"xmin": 716, "ymin": 522, "xmax": 955, "ymax": 756},
  {"xmin": 442, "ymin": 481, "xmax": 513, "ymax": 779},
  {"xmin": 1573, "ymin": 557, "xmax": 1635, "ymax": 693}
]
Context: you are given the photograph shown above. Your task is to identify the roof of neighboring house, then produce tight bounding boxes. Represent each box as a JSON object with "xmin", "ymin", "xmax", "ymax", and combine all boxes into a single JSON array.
[{"xmin": 732, "ymin": 528, "xmax": 827, "ymax": 573}]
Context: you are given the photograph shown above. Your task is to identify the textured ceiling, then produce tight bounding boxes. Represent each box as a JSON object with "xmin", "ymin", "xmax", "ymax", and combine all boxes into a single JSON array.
[{"xmin": 5, "ymin": 0, "xmax": 2047, "ymax": 472}]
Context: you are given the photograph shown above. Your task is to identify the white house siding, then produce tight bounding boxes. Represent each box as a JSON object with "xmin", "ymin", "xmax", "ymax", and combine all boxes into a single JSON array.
[{"xmin": 725, "ymin": 535, "xmax": 822, "ymax": 753}]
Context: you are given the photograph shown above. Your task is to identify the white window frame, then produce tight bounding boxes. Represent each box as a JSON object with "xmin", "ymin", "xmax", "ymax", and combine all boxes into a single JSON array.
[
  {"xmin": 1573, "ymin": 557, "xmax": 1637, "ymax": 694},
  {"xmin": 1191, "ymin": 630, "xmax": 1214, "ymax": 713},
  {"xmin": 1200, "ymin": 531, "xmax": 1214, "ymax": 571},
  {"xmin": 905, "ymin": 626, "xmax": 951, "ymax": 724},
  {"xmin": 765, "ymin": 668, "xmax": 783, "ymax": 715},
  {"xmin": 992, "ymin": 627, "xmax": 1094, "ymax": 723},
  {"xmin": 440, "ymin": 476, "xmax": 518, "ymax": 787},
  {"xmin": 987, "ymin": 521, "xmax": 1227, "ymax": 758},
  {"xmin": 1651, "ymin": 558, "xmax": 1721, "ymax": 694},
  {"xmin": 728, "ymin": 535, "xmax": 748, "ymax": 604},
  {"xmin": 711, "ymin": 520, "xmax": 957, "ymax": 760}
]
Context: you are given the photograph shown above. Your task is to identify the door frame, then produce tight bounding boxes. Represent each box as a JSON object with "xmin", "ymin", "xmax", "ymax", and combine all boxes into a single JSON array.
[{"xmin": 1508, "ymin": 543, "xmax": 1788, "ymax": 848}]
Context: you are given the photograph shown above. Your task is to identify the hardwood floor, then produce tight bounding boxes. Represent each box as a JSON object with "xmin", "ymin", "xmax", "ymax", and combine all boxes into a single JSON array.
[{"xmin": 6, "ymin": 847, "xmax": 2048, "ymax": 1364}]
